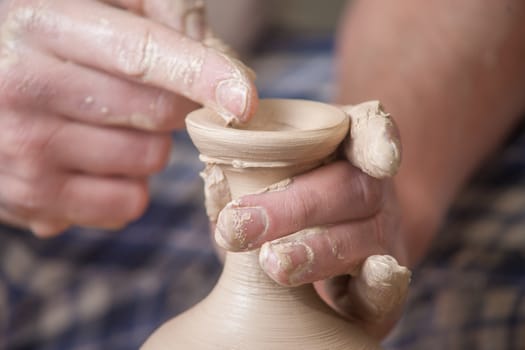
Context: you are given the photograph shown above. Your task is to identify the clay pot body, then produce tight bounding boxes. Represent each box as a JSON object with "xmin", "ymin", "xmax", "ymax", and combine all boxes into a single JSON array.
[{"xmin": 142, "ymin": 99, "xmax": 380, "ymax": 350}]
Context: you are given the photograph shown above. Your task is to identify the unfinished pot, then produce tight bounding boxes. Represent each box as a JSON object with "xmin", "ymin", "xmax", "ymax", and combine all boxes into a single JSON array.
[{"xmin": 142, "ymin": 99, "xmax": 381, "ymax": 349}]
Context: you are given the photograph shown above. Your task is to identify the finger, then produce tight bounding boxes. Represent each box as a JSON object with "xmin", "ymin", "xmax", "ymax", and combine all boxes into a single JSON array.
[
  {"xmin": 0, "ymin": 172, "xmax": 149, "ymax": 229},
  {"xmin": 46, "ymin": 121, "xmax": 173, "ymax": 176},
  {"xmin": 0, "ymin": 205, "xmax": 30, "ymax": 230},
  {"xmin": 3, "ymin": 46, "xmax": 196, "ymax": 130},
  {"xmin": 315, "ymin": 255, "xmax": 411, "ymax": 338},
  {"xmin": 257, "ymin": 221, "xmax": 385, "ymax": 286},
  {"xmin": 0, "ymin": 112, "xmax": 172, "ymax": 177},
  {"xmin": 14, "ymin": 0, "xmax": 257, "ymax": 123},
  {"xmin": 214, "ymin": 161, "xmax": 384, "ymax": 251},
  {"xmin": 0, "ymin": 203, "xmax": 123, "ymax": 238},
  {"xmin": 101, "ymin": 0, "xmax": 208, "ymax": 40},
  {"xmin": 342, "ymin": 101, "xmax": 402, "ymax": 179}
]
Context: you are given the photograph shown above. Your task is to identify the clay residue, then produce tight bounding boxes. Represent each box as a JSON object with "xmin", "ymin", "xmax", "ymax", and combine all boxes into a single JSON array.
[
  {"xmin": 0, "ymin": 6, "xmax": 28, "ymax": 69},
  {"xmin": 229, "ymin": 207, "xmax": 252, "ymax": 248},
  {"xmin": 342, "ymin": 101, "xmax": 401, "ymax": 179},
  {"xmin": 255, "ymin": 178, "xmax": 293, "ymax": 194},
  {"xmin": 215, "ymin": 201, "xmax": 256, "ymax": 250},
  {"xmin": 354, "ymin": 255, "xmax": 411, "ymax": 320},
  {"xmin": 198, "ymin": 155, "xmax": 296, "ymax": 169},
  {"xmin": 200, "ymin": 163, "xmax": 232, "ymax": 222},
  {"xmin": 260, "ymin": 227, "xmax": 327, "ymax": 286}
]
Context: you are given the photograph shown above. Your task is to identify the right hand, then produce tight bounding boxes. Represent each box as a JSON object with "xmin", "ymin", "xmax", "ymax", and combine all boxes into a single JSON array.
[{"xmin": 0, "ymin": 0, "xmax": 258, "ymax": 237}]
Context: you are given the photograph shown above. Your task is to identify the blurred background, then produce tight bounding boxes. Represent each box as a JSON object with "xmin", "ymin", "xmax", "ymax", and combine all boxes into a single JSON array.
[{"xmin": 207, "ymin": 0, "xmax": 347, "ymax": 54}]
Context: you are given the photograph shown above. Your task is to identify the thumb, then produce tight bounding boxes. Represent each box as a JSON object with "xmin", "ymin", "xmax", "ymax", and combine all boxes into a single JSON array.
[{"xmin": 316, "ymin": 255, "xmax": 411, "ymax": 339}]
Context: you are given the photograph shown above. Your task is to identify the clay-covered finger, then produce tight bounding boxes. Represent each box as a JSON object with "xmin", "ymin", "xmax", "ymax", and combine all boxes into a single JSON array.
[
  {"xmin": 342, "ymin": 101, "xmax": 402, "ymax": 178},
  {"xmin": 11, "ymin": 0, "xmax": 257, "ymax": 123},
  {"xmin": 315, "ymin": 256, "xmax": 411, "ymax": 338},
  {"xmin": 257, "ymin": 221, "xmax": 385, "ymax": 287},
  {"xmin": 348, "ymin": 255, "xmax": 410, "ymax": 321},
  {"xmin": 2, "ymin": 46, "xmax": 196, "ymax": 130},
  {"xmin": 214, "ymin": 161, "xmax": 384, "ymax": 251}
]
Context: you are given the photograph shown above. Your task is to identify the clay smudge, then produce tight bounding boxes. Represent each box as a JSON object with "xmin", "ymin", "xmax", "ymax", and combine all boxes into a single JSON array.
[
  {"xmin": 199, "ymin": 154, "xmax": 296, "ymax": 169},
  {"xmin": 325, "ymin": 234, "xmax": 345, "ymax": 261},
  {"xmin": 342, "ymin": 100, "xmax": 401, "ymax": 179},
  {"xmin": 353, "ymin": 255, "xmax": 411, "ymax": 321},
  {"xmin": 255, "ymin": 178, "xmax": 293, "ymax": 194},
  {"xmin": 228, "ymin": 207, "xmax": 251, "ymax": 249},
  {"xmin": 0, "ymin": 7, "xmax": 27, "ymax": 69},
  {"xmin": 260, "ymin": 227, "xmax": 326, "ymax": 285},
  {"xmin": 130, "ymin": 113, "xmax": 157, "ymax": 130},
  {"xmin": 200, "ymin": 163, "xmax": 232, "ymax": 222},
  {"xmin": 215, "ymin": 202, "xmax": 269, "ymax": 250}
]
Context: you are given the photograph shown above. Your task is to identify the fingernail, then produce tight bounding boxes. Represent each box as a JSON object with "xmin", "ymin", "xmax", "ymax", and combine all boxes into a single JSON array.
[
  {"xmin": 215, "ymin": 205, "xmax": 268, "ymax": 251},
  {"xmin": 259, "ymin": 241, "xmax": 314, "ymax": 286},
  {"xmin": 215, "ymin": 79, "xmax": 249, "ymax": 123}
]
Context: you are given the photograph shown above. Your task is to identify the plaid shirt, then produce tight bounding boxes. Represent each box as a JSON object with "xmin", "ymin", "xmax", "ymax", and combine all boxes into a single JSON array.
[{"xmin": 1, "ymin": 37, "xmax": 524, "ymax": 350}]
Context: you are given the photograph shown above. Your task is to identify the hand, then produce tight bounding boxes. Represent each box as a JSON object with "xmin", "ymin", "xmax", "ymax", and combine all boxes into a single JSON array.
[
  {"xmin": 215, "ymin": 162, "xmax": 410, "ymax": 337},
  {"xmin": 0, "ymin": 0, "xmax": 258, "ymax": 236},
  {"xmin": 214, "ymin": 102, "xmax": 410, "ymax": 338}
]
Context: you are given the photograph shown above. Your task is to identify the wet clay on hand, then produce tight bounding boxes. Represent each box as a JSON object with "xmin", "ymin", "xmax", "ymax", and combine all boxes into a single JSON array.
[{"xmin": 142, "ymin": 99, "xmax": 402, "ymax": 349}]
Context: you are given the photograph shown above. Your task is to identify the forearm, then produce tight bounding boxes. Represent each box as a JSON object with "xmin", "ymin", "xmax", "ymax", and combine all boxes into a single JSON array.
[{"xmin": 336, "ymin": 0, "xmax": 525, "ymax": 266}]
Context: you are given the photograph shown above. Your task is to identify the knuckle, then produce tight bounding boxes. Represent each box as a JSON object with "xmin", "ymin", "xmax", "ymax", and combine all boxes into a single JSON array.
[
  {"xmin": 115, "ymin": 28, "xmax": 155, "ymax": 80},
  {"xmin": 300, "ymin": 191, "xmax": 318, "ymax": 222},
  {"xmin": 3, "ymin": 122, "xmax": 46, "ymax": 158},
  {"xmin": 1, "ymin": 116, "xmax": 59, "ymax": 160},
  {"xmin": 287, "ymin": 187, "xmax": 318, "ymax": 231},
  {"xmin": 8, "ymin": 181, "xmax": 47, "ymax": 213},
  {"xmin": 0, "ymin": 52, "xmax": 57, "ymax": 110},
  {"xmin": 14, "ymin": 137, "xmax": 43, "ymax": 159},
  {"xmin": 17, "ymin": 158, "xmax": 48, "ymax": 181},
  {"xmin": 5, "ymin": 3, "xmax": 57, "ymax": 38}
]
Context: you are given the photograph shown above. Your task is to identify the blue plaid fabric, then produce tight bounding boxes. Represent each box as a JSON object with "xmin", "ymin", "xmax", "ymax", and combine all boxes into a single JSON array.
[
  {"xmin": 1, "ymin": 36, "xmax": 524, "ymax": 350},
  {"xmin": 385, "ymin": 126, "xmax": 525, "ymax": 350}
]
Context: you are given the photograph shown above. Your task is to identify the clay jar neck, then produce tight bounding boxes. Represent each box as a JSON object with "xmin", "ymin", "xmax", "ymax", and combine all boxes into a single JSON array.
[{"xmin": 186, "ymin": 98, "xmax": 349, "ymax": 297}]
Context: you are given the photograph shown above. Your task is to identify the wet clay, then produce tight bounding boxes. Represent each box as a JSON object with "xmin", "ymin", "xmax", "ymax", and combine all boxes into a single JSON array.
[{"xmin": 142, "ymin": 99, "xmax": 382, "ymax": 349}]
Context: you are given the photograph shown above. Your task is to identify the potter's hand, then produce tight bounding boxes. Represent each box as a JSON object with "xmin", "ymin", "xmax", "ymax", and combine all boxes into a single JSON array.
[
  {"xmin": 0, "ymin": 0, "xmax": 257, "ymax": 236},
  {"xmin": 215, "ymin": 162, "xmax": 410, "ymax": 336},
  {"xmin": 214, "ymin": 102, "xmax": 410, "ymax": 338}
]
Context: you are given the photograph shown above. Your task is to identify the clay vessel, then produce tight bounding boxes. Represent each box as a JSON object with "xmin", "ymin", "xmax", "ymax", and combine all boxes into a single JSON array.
[{"xmin": 142, "ymin": 99, "xmax": 381, "ymax": 349}]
